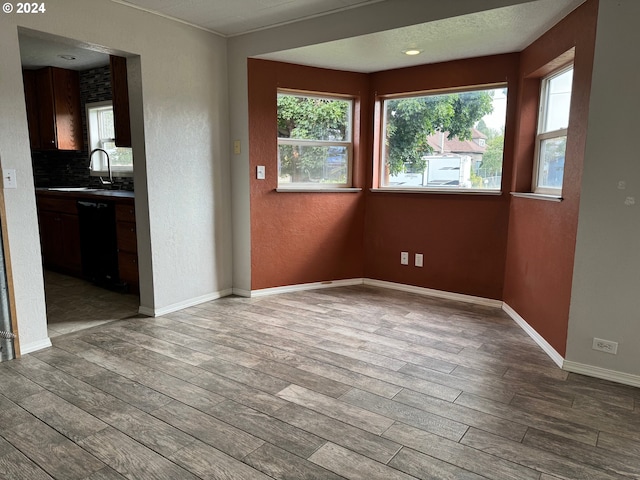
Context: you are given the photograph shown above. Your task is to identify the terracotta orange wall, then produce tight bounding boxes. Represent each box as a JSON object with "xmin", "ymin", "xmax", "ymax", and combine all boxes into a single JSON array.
[
  {"xmin": 364, "ymin": 55, "xmax": 520, "ymax": 300},
  {"xmin": 248, "ymin": 59, "xmax": 370, "ymax": 290},
  {"xmin": 503, "ymin": 0, "xmax": 598, "ymax": 355}
]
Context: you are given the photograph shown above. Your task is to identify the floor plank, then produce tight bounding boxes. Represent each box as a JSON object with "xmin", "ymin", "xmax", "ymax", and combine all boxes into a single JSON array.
[{"xmin": 0, "ymin": 282, "xmax": 638, "ymax": 480}]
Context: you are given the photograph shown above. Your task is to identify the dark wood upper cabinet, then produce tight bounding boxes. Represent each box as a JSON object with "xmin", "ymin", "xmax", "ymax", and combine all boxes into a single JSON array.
[
  {"xmin": 22, "ymin": 70, "xmax": 41, "ymax": 150},
  {"xmin": 22, "ymin": 67, "xmax": 83, "ymax": 151},
  {"xmin": 110, "ymin": 55, "xmax": 132, "ymax": 148},
  {"xmin": 35, "ymin": 67, "xmax": 83, "ymax": 151}
]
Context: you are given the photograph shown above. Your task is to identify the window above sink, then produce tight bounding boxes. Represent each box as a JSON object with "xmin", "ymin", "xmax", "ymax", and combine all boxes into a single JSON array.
[{"xmin": 86, "ymin": 101, "xmax": 133, "ymax": 177}]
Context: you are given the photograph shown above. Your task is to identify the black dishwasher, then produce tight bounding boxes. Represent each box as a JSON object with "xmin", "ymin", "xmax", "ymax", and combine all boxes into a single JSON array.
[{"xmin": 77, "ymin": 200, "xmax": 122, "ymax": 289}]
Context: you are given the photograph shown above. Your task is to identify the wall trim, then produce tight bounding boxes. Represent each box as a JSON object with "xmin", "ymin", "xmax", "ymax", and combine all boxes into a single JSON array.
[
  {"xmin": 502, "ymin": 303, "xmax": 564, "ymax": 368},
  {"xmin": 364, "ymin": 279, "xmax": 503, "ymax": 308},
  {"xmin": 250, "ymin": 278, "xmax": 364, "ymax": 297},
  {"xmin": 19, "ymin": 337, "xmax": 52, "ymax": 355},
  {"xmin": 232, "ymin": 288, "xmax": 252, "ymax": 298},
  {"xmin": 138, "ymin": 288, "xmax": 234, "ymax": 317},
  {"xmin": 563, "ymin": 361, "xmax": 640, "ymax": 389}
]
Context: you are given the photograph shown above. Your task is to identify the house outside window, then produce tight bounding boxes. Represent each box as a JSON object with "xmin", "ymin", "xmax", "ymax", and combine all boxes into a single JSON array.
[
  {"xmin": 86, "ymin": 101, "xmax": 133, "ymax": 176},
  {"xmin": 277, "ymin": 91, "xmax": 353, "ymax": 188},
  {"xmin": 378, "ymin": 86, "xmax": 507, "ymax": 191},
  {"xmin": 533, "ymin": 65, "xmax": 573, "ymax": 195}
]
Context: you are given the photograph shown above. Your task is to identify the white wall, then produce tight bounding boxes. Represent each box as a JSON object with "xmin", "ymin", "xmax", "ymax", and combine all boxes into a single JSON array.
[
  {"xmin": 567, "ymin": 0, "xmax": 640, "ymax": 381},
  {"xmin": 0, "ymin": 0, "xmax": 231, "ymax": 351},
  {"xmin": 227, "ymin": 0, "xmax": 537, "ymax": 293}
]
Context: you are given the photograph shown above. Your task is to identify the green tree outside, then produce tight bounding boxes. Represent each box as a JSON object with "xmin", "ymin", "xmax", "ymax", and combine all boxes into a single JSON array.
[{"xmin": 384, "ymin": 91, "xmax": 494, "ymax": 176}]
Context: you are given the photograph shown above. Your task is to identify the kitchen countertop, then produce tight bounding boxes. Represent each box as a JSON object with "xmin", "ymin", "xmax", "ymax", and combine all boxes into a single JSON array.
[{"xmin": 36, "ymin": 188, "xmax": 134, "ymax": 201}]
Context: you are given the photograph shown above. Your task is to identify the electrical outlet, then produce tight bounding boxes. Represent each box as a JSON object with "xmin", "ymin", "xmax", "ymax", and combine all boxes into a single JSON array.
[
  {"xmin": 256, "ymin": 165, "xmax": 265, "ymax": 180},
  {"xmin": 592, "ymin": 337, "xmax": 618, "ymax": 354},
  {"xmin": 415, "ymin": 253, "xmax": 423, "ymax": 267},
  {"xmin": 400, "ymin": 252, "xmax": 409, "ymax": 265}
]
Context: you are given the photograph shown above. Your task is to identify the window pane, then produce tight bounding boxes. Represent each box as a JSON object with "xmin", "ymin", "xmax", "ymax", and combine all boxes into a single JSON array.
[
  {"xmin": 98, "ymin": 108, "xmax": 115, "ymax": 139},
  {"xmin": 542, "ymin": 68, "xmax": 573, "ymax": 132},
  {"xmin": 278, "ymin": 144, "xmax": 348, "ymax": 185},
  {"xmin": 277, "ymin": 94, "xmax": 351, "ymax": 141},
  {"xmin": 537, "ymin": 136, "xmax": 566, "ymax": 189},
  {"xmin": 381, "ymin": 87, "xmax": 506, "ymax": 190}
]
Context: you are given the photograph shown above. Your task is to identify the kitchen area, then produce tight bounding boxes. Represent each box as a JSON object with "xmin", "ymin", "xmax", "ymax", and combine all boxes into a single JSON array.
[{"xmin": 20, "ymin": 32, "xmax": 141, "ymax": 337}]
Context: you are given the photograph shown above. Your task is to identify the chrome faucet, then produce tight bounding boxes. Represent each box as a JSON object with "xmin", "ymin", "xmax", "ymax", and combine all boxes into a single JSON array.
[{"xmin": 89, "ymin": 148, "xmax": 113, "ymax": 185}]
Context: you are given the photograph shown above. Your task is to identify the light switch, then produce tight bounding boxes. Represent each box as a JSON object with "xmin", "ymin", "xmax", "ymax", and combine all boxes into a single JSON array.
[
  {"xmin": 256, "ymin": 165, "xmax": 266, "ymax": 180},
  {"xmin": 3, "ymin": 169, "xmax": 16, "ymax": 189},
  {"xmin": 234, "ymin": 140, "xmax": 241, "ymax": 155}
]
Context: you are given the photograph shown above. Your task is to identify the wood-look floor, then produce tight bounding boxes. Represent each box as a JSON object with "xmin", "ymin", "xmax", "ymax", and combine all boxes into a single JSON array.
[{"xmin": 1, "ymin": 285, "xmax": 640, "ymax": 479}]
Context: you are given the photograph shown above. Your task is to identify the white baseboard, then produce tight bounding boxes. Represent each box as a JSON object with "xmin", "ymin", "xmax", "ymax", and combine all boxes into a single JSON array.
[
  {"xmin": 502, "ymin": 303, "xmax": 564, "ymax": 368},
  {"xmin": 250, "ymin": 278, "xmax": 364, "ymax": 297},
  {"xmin": 364, "ymin": 279, "xmax": 503, "ymax": 308},
  {"xmin": 138, "ymin": 288, "xmax": 234, "ymax": 317},
  {"xmin": 563, "ymin": 360, "xmax": 640, "ymax": 389},
  {"xmin": 19, "ymin": 337, "xmax": 52, "ymax": 355},
  {"xmin": 232, "ymin": 288, "xmax": 252, "ymax": 298}
]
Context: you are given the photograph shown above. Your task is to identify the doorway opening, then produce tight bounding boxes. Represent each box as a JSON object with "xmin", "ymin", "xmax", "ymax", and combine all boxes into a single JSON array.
[{"xmin": 19, "ymin": 30, "xmax": 142, "ymax": 338}]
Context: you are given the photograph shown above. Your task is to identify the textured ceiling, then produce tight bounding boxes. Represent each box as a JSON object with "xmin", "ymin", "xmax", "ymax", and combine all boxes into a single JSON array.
[
  {"xmin": 257, "ymin": 0, "xmax": 584, "ymax": 72},
  {"xmin": 19, "ymin": 0, "xmax": 585, "ymax": 73},
  {"xmin": 19, "ymin": 33, "xmax": 110, "ymax": 70},
  {"xmin": 111, "ymin": 0, "xmax": 385, "ymax": 37}
]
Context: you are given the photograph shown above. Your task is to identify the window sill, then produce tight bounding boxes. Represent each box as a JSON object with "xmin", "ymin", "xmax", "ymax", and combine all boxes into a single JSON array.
[
  {"xmin": 370, "ymin": 188, "xmax": 502, "ymax": 195},
  {"xmin": 276, "ymin": 187, "xmax": 362, "ymax": 193},
  {"xmin": 510, "ymin": 192, "xmax": 563, "ymax": 202}
]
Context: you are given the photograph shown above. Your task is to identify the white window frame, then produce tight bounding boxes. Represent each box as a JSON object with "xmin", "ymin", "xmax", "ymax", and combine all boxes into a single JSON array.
[
  {"xmin": 86, "ymin": 100, "xmax": 133, "ymax": 177},
  {"xmin": 533, "ymin": 65, "xmax": 573, "ymax": 196},
  {"xmin": 277, "ymin": 91, "xmax": 354, "ymax": 189},
  {"xmin": 377, "ymin": 85, "xmax": 507, "ymax": 193}
]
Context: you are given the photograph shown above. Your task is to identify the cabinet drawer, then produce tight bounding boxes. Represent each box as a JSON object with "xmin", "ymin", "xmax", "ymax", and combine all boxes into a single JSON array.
[
  {"xmin": 37, "ymin": 196, "xmax": 78, "ymax": 214},
  {"xmin": 115, "ymin": 203, "xmax": 135, "ymax": 223},
  {"xmin": 116, "ymin": 221, "xmax": 137, "ymax": 253}
]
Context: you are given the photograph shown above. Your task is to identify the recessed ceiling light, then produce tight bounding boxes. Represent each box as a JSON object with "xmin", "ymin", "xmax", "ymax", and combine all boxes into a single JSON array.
[
  {"xmin": 403, "ymin": 49, "xmax": 421, "ymax": 56},
  {"xmin": 58, "ymin": 54, "xmax": 77, "ymax": 61}
]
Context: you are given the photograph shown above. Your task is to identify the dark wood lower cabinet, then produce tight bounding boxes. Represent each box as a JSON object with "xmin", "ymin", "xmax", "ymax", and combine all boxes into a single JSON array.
[
  {"xmin": 37, "ymin": 192, "xmax": 138, "ymax": 293},
  {"xmin": 38, "ymin": 209, "xmax": 82, "ymax": 276},
  {"xmin": 115, "ymin": 203, "xmax": 139, "ymax": 293}
]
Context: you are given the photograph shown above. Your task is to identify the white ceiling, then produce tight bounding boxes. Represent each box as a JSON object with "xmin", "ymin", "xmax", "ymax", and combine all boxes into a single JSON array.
[
  {"xmin": 257, "ymin": 0, "xmax": 585, "ymax": 73},
  {"xmin": 111, "ymin": 0, "xmax": 385, "ymax": 37},
  {"xmin": 19, "ymin": 33, "xmax": 110, "ymax": 70},
  {"xmin": 19, "ymin": 0, "xmax": 585, "ymax": 73}
]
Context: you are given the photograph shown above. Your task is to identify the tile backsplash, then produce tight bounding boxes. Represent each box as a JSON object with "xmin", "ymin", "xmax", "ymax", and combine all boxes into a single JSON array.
[{"xmin": 31, "ymin": 65, "xmax": 134, "ymax": 191}]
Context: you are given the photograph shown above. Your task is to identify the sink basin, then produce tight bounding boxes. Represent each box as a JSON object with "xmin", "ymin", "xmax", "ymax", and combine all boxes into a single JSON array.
[{"xmin": 47, "ymin": 187, "xmax": 98, "ymax": 192}]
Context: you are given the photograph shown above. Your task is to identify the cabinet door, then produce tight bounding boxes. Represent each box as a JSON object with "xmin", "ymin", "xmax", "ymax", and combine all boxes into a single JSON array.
[
  {"xmin": 38, "ymin": 210, "xmax": 60, "ymax": 267},
  {"xmin": 51, "ymin": 68, "xmax": 83, "ymax": 151},
  {"xmin": 34, "ymin": 67, "xmax": 83, "ymax": 151},
  {"xmin": 110, "ymin": 55, "xmax": 132, "ymax": 148},
  {"xmin": 22, "ymin": 70, "xmax": 41, "ymax": 149},
  {"xmin": 35, "ymin": 68, "xmax": 56, "ymax": 150},
  {"xmin": 60, "ymin": 213, "xmax": 82, "ymax": 275},
  {"xmin": 118, "ymin": 251, "xmax": 139, "ymax": 293}
]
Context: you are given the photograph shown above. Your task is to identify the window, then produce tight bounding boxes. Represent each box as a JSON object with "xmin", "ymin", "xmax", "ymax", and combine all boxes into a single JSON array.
[
  {"xmin": 379, "ymin": 86, "xmax": 507, "ymax": 191},
  {"xmin": 86, "ymin": 101, "xmax": 133, "ymax": 176},
  {"xmin": 277, "ymin": 91, "xmax": 353, "ymax": 188},
  {"xmin": 533, "ymin": 65, "xmax": 573, "ymax": 195}
]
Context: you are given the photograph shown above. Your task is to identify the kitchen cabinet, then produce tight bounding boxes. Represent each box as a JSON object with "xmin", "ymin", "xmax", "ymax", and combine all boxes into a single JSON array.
[
  {"xmin": 110, "ymin": 55, "xmax": 132, "ymax": 148},
  {"xmin": 22, "ymin": 70, "xmax": 41, "ymax": 150},
  {"xmin": 23, "ymin": 67, "xmax": 83, "ymax": 151},
  {"xmin": 36, "ymin": 191, "xmax": 139, "ymax": 294},
  {"xmin": 115, "ymin": 202, "xmax": 139, "ymax": 293},
  {"xmin": 36, "ymin": 196, "xmax": 82, "ymax": 275}
]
